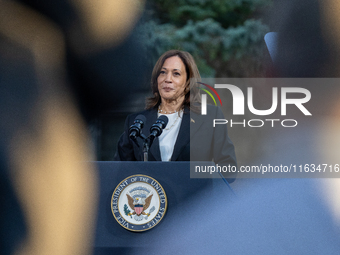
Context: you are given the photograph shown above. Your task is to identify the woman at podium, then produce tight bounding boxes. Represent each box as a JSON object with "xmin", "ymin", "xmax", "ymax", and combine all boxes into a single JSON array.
[{"xmin": 114, "ymin": 50, "xmax": 237, "ymax": 171}]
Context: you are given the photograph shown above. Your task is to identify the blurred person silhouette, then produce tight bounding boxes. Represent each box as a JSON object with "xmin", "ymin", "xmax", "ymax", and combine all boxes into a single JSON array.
[
  {"xmin": 142, "ymin": 0, "xmax": 340, "ymax": 254},
  {"xmin": 0, "ymin": 0, "xmax": 146, "ymax": 255}
]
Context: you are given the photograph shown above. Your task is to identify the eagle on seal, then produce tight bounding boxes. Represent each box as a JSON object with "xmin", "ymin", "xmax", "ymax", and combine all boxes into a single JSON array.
[{"xmin": 126, "ymin": 193, "xmax": 153, "ymax": 217}]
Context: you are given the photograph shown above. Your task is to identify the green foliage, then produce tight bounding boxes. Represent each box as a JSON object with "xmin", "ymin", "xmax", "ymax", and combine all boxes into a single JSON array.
[
  {"xmin": 139, "ymin": 0, "xmax": 272, "ymax": 77},
  {"xmin": 124, "ymin": 204, "xmax": 132, "ymax": 218}
]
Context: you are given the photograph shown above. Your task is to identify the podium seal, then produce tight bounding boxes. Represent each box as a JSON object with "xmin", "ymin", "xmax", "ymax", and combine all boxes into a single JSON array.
[{"xmin": 111, "ymin": 174, "xmax": 167, "ymax": 232}]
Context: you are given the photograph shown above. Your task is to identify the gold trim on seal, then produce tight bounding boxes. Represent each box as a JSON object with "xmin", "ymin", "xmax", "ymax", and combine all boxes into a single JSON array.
[{"xmin": 111, "ymin": 174, "xmax": 168, "ymax": 232}]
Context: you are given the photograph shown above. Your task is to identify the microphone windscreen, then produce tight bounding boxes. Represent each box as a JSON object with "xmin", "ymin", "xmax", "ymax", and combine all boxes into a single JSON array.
[{"xmin": 158, "ymin": 115, "xmax": 169, "ymax": 125}]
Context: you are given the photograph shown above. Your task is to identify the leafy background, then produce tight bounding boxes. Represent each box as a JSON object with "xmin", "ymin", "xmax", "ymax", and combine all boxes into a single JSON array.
[{"xmin": 139, "ymin": 0, "xmax": 271, "ymax": 78}]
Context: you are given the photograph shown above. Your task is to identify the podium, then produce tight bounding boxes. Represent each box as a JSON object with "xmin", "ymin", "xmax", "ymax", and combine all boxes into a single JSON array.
[{"xmin": 93, "ymin": 162, "xmax": 234, "ymax": 254}]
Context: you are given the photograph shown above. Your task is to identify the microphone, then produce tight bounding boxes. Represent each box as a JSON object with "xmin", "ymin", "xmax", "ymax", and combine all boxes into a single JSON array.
[
  {"xmin": 149, "ymin": 115, "xmax": 169, "ymax": 146},
  {"xmin": 129, "ymin": 115, "xmax": 146, "ymax": 142}
]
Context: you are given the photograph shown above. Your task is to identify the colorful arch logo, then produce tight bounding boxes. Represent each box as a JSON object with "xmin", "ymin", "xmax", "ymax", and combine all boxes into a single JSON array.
[
  {"xmin": 198, "ymin": 82, "xmax": 222, "ymax": 106},
  {"xmin": 197, "ymin": 82, "xmax": 222, "ymax": 115}
]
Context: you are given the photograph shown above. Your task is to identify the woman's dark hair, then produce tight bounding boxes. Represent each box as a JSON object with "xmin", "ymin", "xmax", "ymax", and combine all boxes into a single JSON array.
[{"xmin": 146, "ymin": 50, "xmax": 201, "ymax": 110}]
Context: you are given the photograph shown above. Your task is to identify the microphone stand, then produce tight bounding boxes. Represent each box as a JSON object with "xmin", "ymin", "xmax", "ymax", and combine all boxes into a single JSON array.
[
  {"xmin": 130, "ymin": 115, "xmax": 168, "ymax": 162},
  {"xmin": 140, "ymin": 134, "xmax": 149, "ymax": 162}
]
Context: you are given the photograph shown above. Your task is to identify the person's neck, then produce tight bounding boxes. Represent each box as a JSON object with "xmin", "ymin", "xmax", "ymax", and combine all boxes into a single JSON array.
[{"xmin": 160, "ymin": 97, "xmax": 184, "ymax": 114}]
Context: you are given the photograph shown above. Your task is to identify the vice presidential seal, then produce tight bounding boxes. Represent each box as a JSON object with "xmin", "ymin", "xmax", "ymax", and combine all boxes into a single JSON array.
[{"xmin": 111, "ymin": 174, "xmax": 167, "ymax": 232}]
